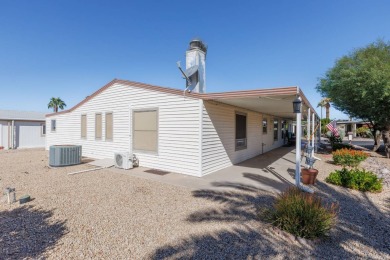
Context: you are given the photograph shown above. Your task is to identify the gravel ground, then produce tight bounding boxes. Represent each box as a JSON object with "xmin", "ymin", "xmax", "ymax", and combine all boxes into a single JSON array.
[{"xmin": 0, "ymin": 148, "xmax": 389, "ymax": 259}]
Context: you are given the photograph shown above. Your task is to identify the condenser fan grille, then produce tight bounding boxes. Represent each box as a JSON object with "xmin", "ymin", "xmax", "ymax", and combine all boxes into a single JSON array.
[{"xmin": 115, "ymin": 154, "xmax": 123, "ymax": 166}]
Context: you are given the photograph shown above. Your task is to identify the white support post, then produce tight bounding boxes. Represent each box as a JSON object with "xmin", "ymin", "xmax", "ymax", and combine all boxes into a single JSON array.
[
  {"xmin": 307, "ymin": 108, "xmax": 311, "ymax": 148},
  {"xmin": 295, "ymin": 109, "xmax": 302, "ymax": 188},
  {"xmin": 295, "ymin": 101, "xmax": 314, "ymax": 194},
  {"xmin": 311, "ymin": 112, "xmax": 315, "ymax": 156}
]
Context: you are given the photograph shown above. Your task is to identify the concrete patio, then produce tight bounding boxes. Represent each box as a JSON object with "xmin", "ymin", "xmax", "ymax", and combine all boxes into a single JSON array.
[{"xmin": 109, "ymin": 146, "xmax": 297, "ymax": 193}]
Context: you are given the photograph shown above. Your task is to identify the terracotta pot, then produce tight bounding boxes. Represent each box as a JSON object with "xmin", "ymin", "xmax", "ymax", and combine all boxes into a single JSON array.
[{"xmin": 301, "ymin": 168, "xmax": 318, "ymax": 185}]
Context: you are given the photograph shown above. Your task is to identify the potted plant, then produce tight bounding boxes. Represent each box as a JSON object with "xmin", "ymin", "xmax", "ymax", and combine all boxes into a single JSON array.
[{"xmin": 301, "ymin": 146, "xmax": 319, "ymax": 185}]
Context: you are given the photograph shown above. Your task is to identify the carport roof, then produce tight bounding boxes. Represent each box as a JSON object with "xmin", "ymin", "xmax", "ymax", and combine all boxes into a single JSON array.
[{"xmin": 46, "ymin": 79, "xmax": 318, "ymax": 119}]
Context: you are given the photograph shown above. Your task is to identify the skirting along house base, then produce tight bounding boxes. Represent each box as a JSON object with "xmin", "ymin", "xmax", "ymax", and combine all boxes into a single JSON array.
[{"xmin": 45, "ymin": 79, "xmax": 317, "ymax": 177}]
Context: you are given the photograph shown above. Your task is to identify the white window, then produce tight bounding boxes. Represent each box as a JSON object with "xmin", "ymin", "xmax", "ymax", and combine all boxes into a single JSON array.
[
  {"xmin": 95, "ymin": 113, "xmax": 102, "ymax": 140},
  {"xmin": 81, "ymin": 115, "xmax": 87, "ymax": 138},
  {"xmin": 41, "ymin": 124, "xmax": 46, "ymax": 136},
  {"xmin": 105, "ymin": 112, "xmax": 113, "ymax": 141},
  {"xmin": 133, "ymin": 109, "xmax": 158, "ymax": 153},
  {"xmin": 262, "ymin": 118, "xmax": 267, "ymax": 134},
  {"xmin": 274, "ymin": 120, "xmax": 279, "ymax": 141},
  {"xmin": 235, "ymin": 112, "xmax": 247, "ymax": 150},
  {"xmin": 51, "ymin": 120, "xmax": 56, "ymax": 132}
]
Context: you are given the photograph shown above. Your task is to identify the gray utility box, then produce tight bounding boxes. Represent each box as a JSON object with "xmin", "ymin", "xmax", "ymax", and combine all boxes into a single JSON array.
[{"xmin": 49, "ymin": 145, "xmax": 82, "ymax": 167}]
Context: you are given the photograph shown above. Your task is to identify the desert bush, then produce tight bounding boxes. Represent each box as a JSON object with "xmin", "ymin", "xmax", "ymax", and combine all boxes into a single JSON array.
[
  {"xmin": 328, "ymin": 134, "xmax": 343, "ymax": 145},
  {"xmin": 332, "ymin": 143, "xmax": 352, "ymax": 151},
  {"xmin": 332, "ymin": 148, "xmax": 369, "ymax": 167},
  {"xmin": 326, "ymin": 168, "xmax": 382, "ymax": 192},
  {"xmin": 321, "ymin": 118, "xmax": 331, "ymax": 134},
  {"xmin": 356, "ymin": 126, "xmax": 370, "ymax": 137},
  {"xmin": 265, "ymin": 187, "xmax": 338, "ymax": 239}
]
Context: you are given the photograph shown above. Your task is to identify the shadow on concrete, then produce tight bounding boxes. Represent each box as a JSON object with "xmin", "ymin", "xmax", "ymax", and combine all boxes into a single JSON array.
[
  {"xmin": 0, "ymin": 206, "xmax": 67, "ymax": 259},
  {"xmin": 151, "ymin": 178, "xmax": 390, "ymax": 259}
]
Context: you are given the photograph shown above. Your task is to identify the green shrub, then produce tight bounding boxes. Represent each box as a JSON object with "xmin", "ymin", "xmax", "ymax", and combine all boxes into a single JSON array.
[
  {"xmin": 321, "ymin": 118, "xmax": 331, "ymax": 134},
  {"xmin": 332, "ymin": 148, "xmax": 369, "ymax": 167},
  {"xmin": 328, "ymin": 134, "xmax": 343, "ymax": 145},
  {"xmin": 332, "ymin": 143, "xmax": 353, "ymax": 151},
  {"xmin": 265, "ymin": 187, "xmax": 338, "ymax": 239},
  {"xmin": 326, "ymin": 168, "xmax": 383, "ymax": 192}
]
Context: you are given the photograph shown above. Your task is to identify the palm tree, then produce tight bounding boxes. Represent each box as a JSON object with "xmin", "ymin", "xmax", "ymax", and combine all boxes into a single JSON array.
[
  {"xmin": 48, "ymin": 97, "xmax": 67, "ymax": 113},
  {"xmin": 317, "ymin": 98, "xmax": 331, "ymax": 119}
]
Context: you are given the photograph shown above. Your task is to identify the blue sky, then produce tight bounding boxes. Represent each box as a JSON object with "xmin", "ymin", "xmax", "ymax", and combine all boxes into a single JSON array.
[{"xmin": 1, "ymin": 1, "xmax": 389, "ymax": 119}]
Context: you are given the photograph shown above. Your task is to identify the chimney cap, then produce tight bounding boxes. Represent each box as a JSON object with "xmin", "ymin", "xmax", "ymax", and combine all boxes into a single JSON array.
[{"xmin": 189, "ymin": 38, "xmax": 207, "ymax": 53}]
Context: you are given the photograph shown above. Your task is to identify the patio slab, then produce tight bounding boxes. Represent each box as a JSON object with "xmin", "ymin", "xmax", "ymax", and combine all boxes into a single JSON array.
[{"xmin": 109, "ymin": 146, "xmax": 297, "ymax": 193}]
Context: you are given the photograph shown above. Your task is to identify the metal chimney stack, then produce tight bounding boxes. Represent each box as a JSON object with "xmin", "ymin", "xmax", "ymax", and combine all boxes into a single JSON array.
[{"xmin": 186, "ymin": 38, "xmax": 207, "ymax": 93}]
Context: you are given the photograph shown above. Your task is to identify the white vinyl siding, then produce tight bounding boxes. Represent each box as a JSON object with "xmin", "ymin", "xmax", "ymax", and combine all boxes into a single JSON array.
[
  {"xmin": 0, "ymin": 121, "xmax": 45, "ymax": 149},
  {"xmin": 46, "ymin": 83, "xmax": 201, "ymax": 176},
  {"xmin": 201, "ymin": 101, "xmax": 285, "ymax": 176}
]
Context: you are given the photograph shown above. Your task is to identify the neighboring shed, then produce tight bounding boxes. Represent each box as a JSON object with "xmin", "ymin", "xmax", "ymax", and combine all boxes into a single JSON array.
[{"xmin": 0, "ymin": 110, "xmax": 46, "ymax": 149}]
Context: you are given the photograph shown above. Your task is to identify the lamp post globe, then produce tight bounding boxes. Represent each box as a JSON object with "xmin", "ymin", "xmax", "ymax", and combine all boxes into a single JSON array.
[{"xmin": 293, "ymin": 96, "xmax": 302, "ymax": 114}]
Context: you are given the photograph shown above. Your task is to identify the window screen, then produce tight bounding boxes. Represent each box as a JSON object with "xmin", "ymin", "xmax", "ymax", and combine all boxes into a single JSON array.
[
  {"xmin": 235, "ymin": 113, "xmax": 247, "ymax": 150},
  {"xmin": 81, "ymin": 115, "xmax": 87, "ymax": 138},
  {"xmin": 133, "ymin": 110, "xmax": 158, "ymax": 152},
  {"xmin": 95, "ymin": 114, "xmax": 102, "ymax": 139},
  {"xmin": 105, "ymin": 112, "xmax": 113, "ymax": 140}
]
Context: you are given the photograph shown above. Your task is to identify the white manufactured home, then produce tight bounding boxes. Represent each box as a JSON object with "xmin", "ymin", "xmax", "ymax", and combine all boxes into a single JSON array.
[
  {"xmin": 0, "ymin": 110, "xmax": 46, "ymax": 149},
  {"xmin": 46, "ymin": 39, "xmax": 318, "ymax": 177}
]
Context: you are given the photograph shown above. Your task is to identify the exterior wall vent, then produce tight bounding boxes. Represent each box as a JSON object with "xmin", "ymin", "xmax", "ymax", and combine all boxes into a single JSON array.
[{"xmin": 49, "ymin": 145, "xmax": 82, "ymax": 166}]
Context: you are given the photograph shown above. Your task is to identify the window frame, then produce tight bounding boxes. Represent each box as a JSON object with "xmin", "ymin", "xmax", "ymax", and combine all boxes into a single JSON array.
[
  {"xmin": 81, "ymin": 114, "xmax": 87, "ymax": 139},
  {"xmin": 132, "ymin": 108, "xmax": 159, "ymax": 154},
  {"xmin": 262, "ymin": 118, "xmax": 268, "ymax": 134},
  {"xmin": 95, "ymin": 113, "xmax": 102, "ymax": 140},
  {"xmin": 105, "ymin": 112, "xmax": 113, "ymax": 141},
  {"xmin": 273, "ymin": 119, "xmax": 279, "ymax": 141},
  {"xmin": 235, "ymin": 111, "xmax": 247, "ymax": 151},
  {"xmin": 41, "ymin": 124, "xmax": 46, "ymax": 136},
  {"xmin": 51, "ymin": 119, "xmax": 56, "ymax": 132}
]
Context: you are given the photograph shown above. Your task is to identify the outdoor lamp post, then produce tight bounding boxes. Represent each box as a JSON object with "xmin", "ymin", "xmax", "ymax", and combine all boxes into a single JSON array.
[
  {"xmin": 293, "ymin": 96, "xmax": 302, "ymax": 114},
  {"xmin": 293, "ymin": 95, "xmax": 314, "ymax": 193},
  {"xmin": 293, "ymin": 96, "xmax": 302, "ymax": 189}
]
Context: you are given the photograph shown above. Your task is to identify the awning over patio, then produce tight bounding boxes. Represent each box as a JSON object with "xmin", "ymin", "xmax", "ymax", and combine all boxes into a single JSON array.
[{"xmin": 203, "ymin": 86, "xmax": 318, "ymax": 120}]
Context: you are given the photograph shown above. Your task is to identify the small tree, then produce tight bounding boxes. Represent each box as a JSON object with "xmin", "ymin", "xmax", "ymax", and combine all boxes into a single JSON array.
[
  {"xmin": 48, "ymin": 97, "xmax": 67, "ymax": 113},
  {"xmin": 317, "ymin": 40, "xmax": 390, "ymax": 152}
]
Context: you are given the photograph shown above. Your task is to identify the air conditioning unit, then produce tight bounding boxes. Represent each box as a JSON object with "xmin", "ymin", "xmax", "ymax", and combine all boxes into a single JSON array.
[
  {"xmin": 49, "ymin": 145, "xmax": 82, "ymax": 167},
  {"xmin": 114, "ymin": 152, "xmax": 133, "ymax": 170}
]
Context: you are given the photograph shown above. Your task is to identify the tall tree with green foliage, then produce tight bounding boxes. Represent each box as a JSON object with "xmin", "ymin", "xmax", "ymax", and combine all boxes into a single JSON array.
[
  {"xmin": 48, "ymin": 97, "xmax": 67, "ymax": 113},
  {"xmin": 317, "ymin": 40, "xmax": 390, "ymax": 152}
]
